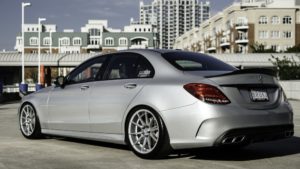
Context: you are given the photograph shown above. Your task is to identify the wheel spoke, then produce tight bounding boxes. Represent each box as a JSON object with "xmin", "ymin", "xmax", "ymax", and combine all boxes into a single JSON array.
[
  {"xmin": 134, "ymin": 135, "xmax": 144, "ymax": 145},
  {"xmin": 131, "ymin": 122, "xmax": 143, "ymax": 128},
  {"xmin": 147, "ymin": 136, "xmax": 152, "ymax": 149},
  {"xmin": 137, "ymin": 113, "xmax": 146, "ymax": 126},
  {"xmin": 150, "ymin": 133, "xmax": 158, "ymax": 142},
  {"xmin": 150, "ymin": 126, "xmax": 159, "ymax": 132},
  {"xmin": 142, "ymin": 137, "xmax": 147, "ymax": 148},
  {"xmin": 149, "ymin": 118, "xmax": 153, "ymax": 126},
  {"xmin": 29, "ymin": 123, "xmax": 33, "ymax": 133},
  {"xmin": 129, "ymin": 131, "xmax": 143, "ymax": 135},
  {"xmin": 145, "ymin": 112, "xmax": 149, "ymax": 125}
]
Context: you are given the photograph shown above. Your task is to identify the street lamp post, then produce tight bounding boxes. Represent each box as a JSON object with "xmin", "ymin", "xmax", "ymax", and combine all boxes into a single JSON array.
[
  {"xmin": 58, "ymin": 38, "xmax": 61, "ymax": 76},
  {"xmin": 20, "ymin": 2, "xmax": 31, "ymax": 95},
  {"xmin": 49, "ymin": 30, "xmax": 53, "ymax": 54},
  {"xmin": 36, "ymin": 17, "xmax": 46, "ymax": 91}
]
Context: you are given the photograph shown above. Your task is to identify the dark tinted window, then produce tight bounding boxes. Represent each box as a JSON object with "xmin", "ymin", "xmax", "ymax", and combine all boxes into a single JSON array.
[
  {"xmin": 136, "ymin": 56, "xmax": 155, "ymax": 78},
  {"xmin": 105, "ymin": 53, "xmax": 154, "ymax": 80},
  {"xmin": 162, "ymin": 52, "xmax": 237, "ymax": 71}
]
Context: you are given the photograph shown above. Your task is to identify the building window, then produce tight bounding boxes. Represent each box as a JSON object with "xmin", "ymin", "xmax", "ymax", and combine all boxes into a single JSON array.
[
  {"xmin": 283, "ymin": 16, "xmax": 292, "ymax": 24},
  {"xmin": 237, "ymin": 17, "xmax": 247, "ymax": 26},
  {"xmin": 105, "ymin": 37, "xmax": 114, "ymax": 46},
  {"xmin": 73, "ymin": 37, "xmax": 82, "ymax": 46},
  {"xmin": 29, "ymin": 37, "xmax": 38, "ymax": 45},
  {"xmin": 60, "ymin": 37, "xmax": 70, "ymax": 46},
  {"xmin": 89, "ymin": 28, "xmax": 101, "ymax": 36},
  {"xmin": 43, "ymin": 37, "xmax": 51, "ymax": 45},
  {"xmin": 270, "ymin": 31, "xmax": 280, "ymax": 39},
  {"xmin": 119, "ymin": 37, "xmax": 128, "ymax": 46},
  {"xmin": 283, "ymin": 31, "xmax": 292, "ymax": 38},
  {"xmin": 259, "ymin": 31, "xmax": 268, "ymax": 39},
  {"xmin": 259, "ymin": 16, "xmax": 268, "ymax": 24},
  {"xmin": 271, "ymin": 16, "xmax": 280, "ymax": 24}
]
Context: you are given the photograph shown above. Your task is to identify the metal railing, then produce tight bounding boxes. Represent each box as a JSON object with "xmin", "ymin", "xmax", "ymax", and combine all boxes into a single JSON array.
[{"xmin": 3, "ymin": 84, "xmax": 36, "ymax": 93}]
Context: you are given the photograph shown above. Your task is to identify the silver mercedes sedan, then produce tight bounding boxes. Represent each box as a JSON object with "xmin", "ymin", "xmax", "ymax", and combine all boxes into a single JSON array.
[{"xmin": 19, "ymin": 50, "xmax": 294, "ymax": 159}]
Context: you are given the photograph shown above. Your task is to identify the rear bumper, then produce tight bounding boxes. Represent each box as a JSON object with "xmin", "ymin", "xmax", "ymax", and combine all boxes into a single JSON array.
[
  {"xmin": 161, "ymin": 101, "xmax": 293, "ymax": 150},
  {"xmin": 214, "ymin": 124, "xmax": 294, "ymax": 146}
]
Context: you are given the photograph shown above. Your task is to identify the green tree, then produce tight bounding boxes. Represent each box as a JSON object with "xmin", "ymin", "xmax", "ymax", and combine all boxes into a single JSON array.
[
  {"xmin": 285, "ymin": 45, "xmax": 300, "ymax": 53},
  {"xmin": 269, "ymin": 55, "xmax": 300, "ymax": 80},
  {"xmin": 250, "ymin": 42, "xmax": 277, "ymax": 53}
]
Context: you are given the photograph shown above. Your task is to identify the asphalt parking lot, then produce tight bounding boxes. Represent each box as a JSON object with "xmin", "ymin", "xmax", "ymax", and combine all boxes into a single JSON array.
[{"xmin": 0, "ymin": 101, "xmax": 299, "ymax": 169}]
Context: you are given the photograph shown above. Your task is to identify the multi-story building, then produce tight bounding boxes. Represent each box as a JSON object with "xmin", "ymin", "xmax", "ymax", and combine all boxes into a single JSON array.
[
  {"xmin": 174, "ymin": 0, "xmax": 300, "ymax": 53},
  {"xmin": 15, "ymin": 20, "xmax": 158, "ymax": 54},
  {"xmin": 15, "ymin": 27, "xmax": 89, "ymax": 54},
  {"xmin": 102, "ymin": 22, "xmax": 159, "ymax": 53},
  {"xmin": 139, "ymin": 0, "xmax": 210, "ymax": 49},
  {"xmin": 81, "ymin": 20, "xmax": 122, "ymax": 52}
]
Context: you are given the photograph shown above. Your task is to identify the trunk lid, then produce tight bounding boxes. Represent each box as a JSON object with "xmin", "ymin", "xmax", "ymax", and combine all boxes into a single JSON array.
[{"xmin": 205, "ymin": 69, "xmax": 282, "ymax": 110}]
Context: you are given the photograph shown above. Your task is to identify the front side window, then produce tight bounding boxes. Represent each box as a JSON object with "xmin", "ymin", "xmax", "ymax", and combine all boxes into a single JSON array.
[
  {"xmin": 162, "ymin": 52, "xmax": 236, "ymax": 71},
  {"xmin": 67, "ymin": 56, "xmax": 107, "ymax": 84}
]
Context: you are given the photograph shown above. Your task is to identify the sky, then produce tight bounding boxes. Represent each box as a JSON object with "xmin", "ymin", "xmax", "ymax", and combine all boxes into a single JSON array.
[{"xmin": 0, "ymin": 0, "xmax": 235, "ymax": 50}]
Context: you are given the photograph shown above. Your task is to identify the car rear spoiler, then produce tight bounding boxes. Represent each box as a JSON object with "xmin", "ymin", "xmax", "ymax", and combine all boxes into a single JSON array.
[{"xmin": 205, "ymin": 68, "xmax": 277, "ymax": 78}]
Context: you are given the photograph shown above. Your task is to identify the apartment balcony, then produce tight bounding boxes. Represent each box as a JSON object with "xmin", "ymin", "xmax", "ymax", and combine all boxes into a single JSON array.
[
  {"xmin": 235, "ymin": 36, "xmax": 249, "ymax": 44},
  {"xmin": 220, "ymin": 40, "xmax": 230, "ymax": 47},
  {"xmin": 87, "ymin": 44, "xmax": 100, "ymax": 49},
  {"xmin": 235, "ymin": 23, "xmax": 249, "ymax": 30},
  {"xmin": 207, "ymin": 46, "xmax": 216, "ymax": 51}
]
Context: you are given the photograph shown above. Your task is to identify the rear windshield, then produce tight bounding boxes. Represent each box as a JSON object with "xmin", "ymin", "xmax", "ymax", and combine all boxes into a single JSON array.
[{"xmin": 162, "ymin": 52, "xmax": 237, "ymax": 71}]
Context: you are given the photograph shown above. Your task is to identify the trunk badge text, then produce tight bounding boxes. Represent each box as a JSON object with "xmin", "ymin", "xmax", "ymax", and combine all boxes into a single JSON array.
[{"xmin": 258, "ymin": 74, "xmax": 263, "ymax": 83}]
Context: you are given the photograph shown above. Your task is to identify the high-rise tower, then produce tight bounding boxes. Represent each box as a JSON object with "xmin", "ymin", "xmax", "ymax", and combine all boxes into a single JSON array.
[{"xmin": 140, "ymin": 0, "xmax": 210, "ymax": 49}]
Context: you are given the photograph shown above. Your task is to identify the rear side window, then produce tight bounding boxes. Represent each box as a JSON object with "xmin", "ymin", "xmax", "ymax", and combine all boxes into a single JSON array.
[{"xmin": 162, "ymin": 52, "xmax": 237, "ymax": 71}]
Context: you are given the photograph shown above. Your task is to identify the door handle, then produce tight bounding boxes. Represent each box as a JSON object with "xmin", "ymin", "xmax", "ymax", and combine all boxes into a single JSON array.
[
  {"xmin": 80, "ymin": 85, "xmax": 90, "ymax": 91},
  {"xmin": 124, "ymin": 83, "xmax": 137, "ymax": 89}
]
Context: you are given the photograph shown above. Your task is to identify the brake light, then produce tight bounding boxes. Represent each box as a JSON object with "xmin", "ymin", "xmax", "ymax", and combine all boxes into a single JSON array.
[{"xmin": 184, "ymin": 83, "xmax": 230, "ymax": 104}]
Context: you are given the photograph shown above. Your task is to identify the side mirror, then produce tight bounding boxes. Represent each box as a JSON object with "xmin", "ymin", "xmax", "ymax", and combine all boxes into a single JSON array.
[{"xmin": 54, "ymin": 76, "xmax": 65, "ymax": 88}]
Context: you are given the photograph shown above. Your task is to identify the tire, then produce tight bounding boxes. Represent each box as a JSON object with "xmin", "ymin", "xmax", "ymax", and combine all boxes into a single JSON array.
[
  {"xmin": 125, "ymin": 107, "xmax": 171, "ymax": 159},
  {"xmin": 19, "ymin": 103, "xmax": 43, "ymax": 139}
]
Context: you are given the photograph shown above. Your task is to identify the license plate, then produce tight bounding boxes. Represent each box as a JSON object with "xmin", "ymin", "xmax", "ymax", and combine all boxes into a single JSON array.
[{"xmin": 250, "ymin": 90, "xmax": 269, "ymax": 102}]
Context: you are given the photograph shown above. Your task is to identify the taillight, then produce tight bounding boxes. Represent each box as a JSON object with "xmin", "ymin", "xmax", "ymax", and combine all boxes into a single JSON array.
[{"xmin": 184, "ymin": 83, "xmax": 230, "ymax": 104}]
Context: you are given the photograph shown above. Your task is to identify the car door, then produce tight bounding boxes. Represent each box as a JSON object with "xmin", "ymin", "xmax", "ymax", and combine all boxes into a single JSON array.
[
  {"xmin": 89, "ymin": 53, "xmax": 155, "ymax": 134},
  {"xmin": 47, "ymin": 56, "xmax": 108, "ymax": 132}
]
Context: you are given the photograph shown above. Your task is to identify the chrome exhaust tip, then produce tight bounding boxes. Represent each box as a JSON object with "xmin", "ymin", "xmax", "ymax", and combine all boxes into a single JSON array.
[{"xmin": 221, "ymin": 135, "xmax": 246, "ymax": 145}]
